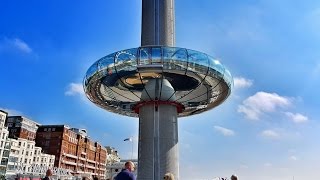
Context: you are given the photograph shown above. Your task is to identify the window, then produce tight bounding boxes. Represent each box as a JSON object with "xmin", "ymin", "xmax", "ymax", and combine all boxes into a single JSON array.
[{"xmin": 52, "ymin": 128, "xmax": 56, "ymax": 131}]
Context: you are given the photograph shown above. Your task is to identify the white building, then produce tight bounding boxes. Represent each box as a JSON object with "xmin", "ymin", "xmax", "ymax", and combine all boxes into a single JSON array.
[
  {"xmin": 106, "ymin": 146, "xmax": 120, "ymax": 165},
  {"xmin": 105, "ymin": 147, "xmax": 122, "ymax": 180},
  {"xmin": 5, "ymin": 138, "xmax": 55, "ymax": 176},
  {"xmin": 0, "ymin": 110, "xmax": 10, "ymax": 176}
]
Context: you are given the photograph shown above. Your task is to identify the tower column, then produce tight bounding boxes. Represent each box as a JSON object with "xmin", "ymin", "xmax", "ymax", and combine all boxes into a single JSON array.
[
  {"xmin": 140, "ymin": 0, "xmax": 178, "ymax": 179},
  {"xmin": 138, "ymin": 79, "xmax": 179, "ymax": 180},
  {"xmin": 141, "ymin": 0, "xmax": 175, "ymax": 46}
]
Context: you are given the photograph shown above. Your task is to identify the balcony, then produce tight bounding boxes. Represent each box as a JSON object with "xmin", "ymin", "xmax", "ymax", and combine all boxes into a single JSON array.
[
  {"xmin": 81, "ymin": 151, "xmax": 87, "ymax": 155},
  {"xmin": 86, "ymin": 164, "xmax": 96, "ymax": 169},
  {"xmin": 62, "ymin": 160, "xmax": 77, "ymax": 166},
  {"xmin": 78, "ymin": 156, "xmax": 86, "ymax": 161},
  {"xmin": 87, "ymin": 159, "xmax": 95, "ymax": 164},
  {"xmin": 76, "ymin": 170, "xmax": 84, "ymax": 174},
  {"xmin": 64, "ymin": 152, "xmax": 78, "ymax": 159}
]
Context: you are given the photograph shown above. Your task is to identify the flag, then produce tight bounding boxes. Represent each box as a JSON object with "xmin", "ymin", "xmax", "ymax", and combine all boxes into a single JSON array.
[{"xmin": 124, "ymin": 137, "xmax": 132, "ymax": 142}]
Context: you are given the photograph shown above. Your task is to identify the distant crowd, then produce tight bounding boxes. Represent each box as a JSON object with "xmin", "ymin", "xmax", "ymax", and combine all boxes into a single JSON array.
[
  {"xmin": 16, "ymin": 163, "xmax": 238, "ymax": 180},
  {"xmin": 113, "ymin": 160, "xmax": 238, "ymax": 180}
]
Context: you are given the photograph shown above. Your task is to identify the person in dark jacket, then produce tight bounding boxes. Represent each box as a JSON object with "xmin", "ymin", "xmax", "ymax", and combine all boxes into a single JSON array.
[
  {"xmin": 231, "ymin": 174, "xmax": 238, "ymax": 180},
  {"xmin": 115, "ymin": 161, "xmax": 136, "ymax": 180},
  {"xmin": 42, "ymin": 169, "xmax": 53, "ymax": 180}
]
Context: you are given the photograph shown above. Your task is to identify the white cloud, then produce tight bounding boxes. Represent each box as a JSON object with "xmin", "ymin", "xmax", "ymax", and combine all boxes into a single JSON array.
[
  {"xmin": 65, "ymin": 83, "xmax": 84, "ymax": 96},
  {"xmin": 238, "ymin": 92, "xmax": 292, "ymax": 120},
  {"xmin": 234, "ymin": 77, "xmax": 253, "ymax": 89},
  {"xmin": 284, "ymin": 112, "xmax": 308, "ymax": 123},
  {"xmin": 0, "ymin": 37, "xmax": 33, "ymax": 54},
  {"xmin": 11, "ymin": 38, "xmax": 32, "ymax": 53},
  {"xmin": 289, "ymin": 155, "xmax": 298, "ymax": 161},
  {"xmin": 261, "ymin": 130, "xmax": 280, "ymax": 139},
  {"xmin": 213, "ymin": 126, "xmax": 235, "ymax": 136},
  {"xmin": 0, "ymin": 107, "xmax": 23, "ymax": 116}
]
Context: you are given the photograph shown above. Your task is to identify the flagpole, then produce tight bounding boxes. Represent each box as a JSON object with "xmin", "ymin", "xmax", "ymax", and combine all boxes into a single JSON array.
[
  {"xmin": 131, "ymin": 137, "xmax": 133, "ymax": 160},
  {"xmin": 124, "ymin": 137, "xmax": 134, "ymax": 160}
]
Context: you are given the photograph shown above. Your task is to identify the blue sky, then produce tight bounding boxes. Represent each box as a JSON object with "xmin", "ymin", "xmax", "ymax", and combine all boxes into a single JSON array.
[{"xmin": 1, "ymin": 0, "xmax": 320, "ymax": 179}]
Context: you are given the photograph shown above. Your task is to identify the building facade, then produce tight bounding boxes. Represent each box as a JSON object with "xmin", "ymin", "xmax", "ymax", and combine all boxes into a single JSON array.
[
  {"xmin": 5, "ymin": 138, "xmax": 55, "ymax": 176},
  {"xmin": 36, "ymin": 125, "xmax": 107, "ymax": 178},
  {"xmin": 0, "ymin": 110, "xmax": 9, "ymax": 175},
  {"xmin": 105, "ymin": 146, "xmax": 121, "ymax": 180},
  {"xmin": 0, "ymin": 111, "xmax": 55, "ymax": 177},
  {"xmin": 6, "ymin": 116, "xmax": 39, "ymax": 141}
]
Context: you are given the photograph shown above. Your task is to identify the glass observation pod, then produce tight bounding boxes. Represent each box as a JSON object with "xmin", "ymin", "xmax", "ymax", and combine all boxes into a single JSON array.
[{"xmin": 84, "ymin": 46, "xmax": 233, "ymax": 117}]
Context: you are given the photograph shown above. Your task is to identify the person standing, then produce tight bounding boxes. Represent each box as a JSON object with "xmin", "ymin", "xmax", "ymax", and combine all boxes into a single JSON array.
[
  {"xmin": 114, "ymin": 161, "xmax": 136, "ymax": 180},
  {"xmin": 163, "ymin": 172, "xmax": 175, "ymax": 180},
  {"xmin": 42, "ymin": 169, "xmax": 53, "ymax": 180},
  {"xmin": 231, "ymin": 174, "xmax": 238, "ymax": 180}
]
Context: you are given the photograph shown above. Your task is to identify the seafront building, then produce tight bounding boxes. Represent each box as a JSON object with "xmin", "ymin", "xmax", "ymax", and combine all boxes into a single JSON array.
[
  {"xmin": 6, "ymin": 116, "xmax": 39, "ymax": 141},
  {"xmin": 5, "ymin": 138, "xmax": 55, "ymax": 176},
  {"xmin": 36, "ymin": 125, "xmax": 107, "ymax": 178},
  {"xmin": 105, "ymin": 146, "xmax": 121, "ymax": 179},
  {"xmin": 105, "ymin": 146, "xmax": 120, "ymax": 165},
  {"xmin": 1, "ymin": 109, "xmax": 121, "ymax": 179},
  {"xmin": 0, "ymin": 110, "xmax": 10, "ymax": 175},
  {"xmin": 0, "ymin": 111, "xmax": 55, "ymax": 176}
]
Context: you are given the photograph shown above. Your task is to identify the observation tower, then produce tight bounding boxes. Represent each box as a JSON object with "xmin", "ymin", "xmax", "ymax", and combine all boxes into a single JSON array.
[{"xmin": 84, "ymin": 0, "xmax": 233, "ymax": 179}]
